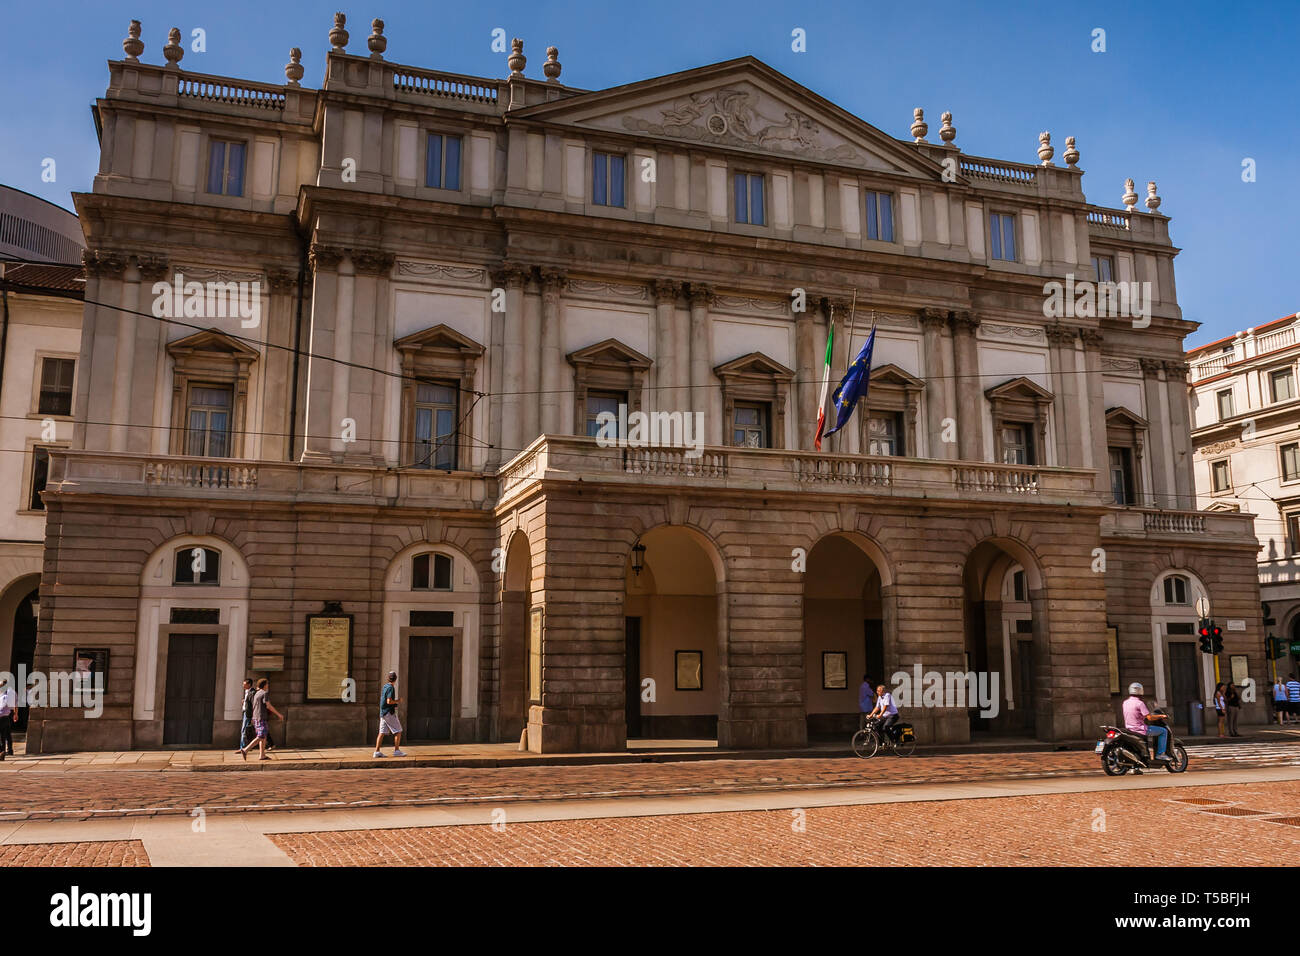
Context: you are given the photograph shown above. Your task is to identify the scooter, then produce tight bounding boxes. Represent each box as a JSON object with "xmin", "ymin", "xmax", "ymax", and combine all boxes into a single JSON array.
[{"xmin": 1095, "ymin": 713, "xmax": 1188, "ymax": 775}]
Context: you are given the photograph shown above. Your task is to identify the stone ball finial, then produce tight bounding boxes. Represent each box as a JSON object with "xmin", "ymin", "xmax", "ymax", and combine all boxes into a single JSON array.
[
  {"xmin": 939, "ymin": 111, "xmax": 956, "ymax": 144},
  {"xmin": 163, "ymin": 27, "xmax": 184, "ymax": 67},
  {"xmin": 123, "ymin": 20, "xmax": 145, "ymax": 61},
  {"xmin": 285, "ymin": 47, "xmax": 304, "ymax": 86},
  {"xmin": 368, "ymin": 18, "xmax": 386, "ymax": 57},
  {"xmin": 910, "ymin": 108, "xmax": 928, "ymax": 143},
  {"xmin": 1122, "ymin": 177, "xmax": 1138, "ymax": 211},
  {"xmin": 1145, "ymin": 180, "xmax": 1162, "ymax": 213},
  {"xmin": 329, "ymin": 12, "xmax": 349, "ymax": 51},
  {"xmin": 1063, "ymin": 135, "xmax": 1079, "ymax": 167},
  {"xmin": 508, "ymin": 37, "xmax": 526, "ymax": 76},
  {"xmin": 1037, "ymin": 131, "xmax": 1054, "ymax": 165},
  {"xmin": 543, "ymin": 46, "xmax": 562, "ymax": 81}
]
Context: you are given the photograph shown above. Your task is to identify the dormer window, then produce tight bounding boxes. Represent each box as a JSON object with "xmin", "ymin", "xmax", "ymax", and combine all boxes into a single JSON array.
[{"xmin": 412, "ymin": 552, "xmax": 453, "ymax": 591}]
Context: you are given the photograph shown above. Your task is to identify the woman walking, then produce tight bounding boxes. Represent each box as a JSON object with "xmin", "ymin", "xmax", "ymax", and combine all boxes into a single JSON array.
[
  {"xmin": 1225, "ymin": 681, "xmax": 1242, "ymax": 738},
  {"xmin": 1213, "ymin": 682, "xmax": 1226, "ymax": 737}
]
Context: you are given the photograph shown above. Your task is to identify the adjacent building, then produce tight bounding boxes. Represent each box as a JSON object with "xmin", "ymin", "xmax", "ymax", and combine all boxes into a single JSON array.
[{"xmin": 29, "ymin": 16, "xmax": 1262, "ymax": 753}]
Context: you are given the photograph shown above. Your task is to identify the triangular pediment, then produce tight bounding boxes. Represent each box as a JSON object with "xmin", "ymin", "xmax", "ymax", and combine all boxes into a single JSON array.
[
  {"xmin": 985, "ymin": 375, "xmax": 1054, "ymax": 403},
  {"xmin": 870, "ymin": 363, "xmax": 926, "ymax": 390},
  {"xmin": 1106, "ymin": 405, "xmax": 1149, "ymax": 430},
  {"xmin": 510, "ymin": 57, "xmax": 946, "ymax": 177},
  {"xmin": 166, "ymin": 328, "xmax": 259, "ymax": 358},
  {"xmin": 567, "ymin": 337, "xmax": 652, "ymax": 369},
  {"xmin": 714, "ymin": 351, "xmax": 795, "ymax": 380},
  {"xmin": 394, "ymin": 323, "xmax": 484, "ymax": 355}
]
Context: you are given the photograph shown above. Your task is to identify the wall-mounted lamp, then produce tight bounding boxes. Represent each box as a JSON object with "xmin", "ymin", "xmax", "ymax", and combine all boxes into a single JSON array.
[{"xmin": 631, "ymin": 541, "xmax": 647, "ymax": 577}]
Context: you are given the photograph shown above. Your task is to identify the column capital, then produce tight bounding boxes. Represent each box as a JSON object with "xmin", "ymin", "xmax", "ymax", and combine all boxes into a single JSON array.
[
  {"xmin": 920, "ymin": 307, "xmax": 949, "ymax": 330},
  {"xmin": 687, "ymin": 283, "xmax": 715, "ymax": 307},
  {"xmin": 134, "ymin": 254, "xmax": 170, "ymax": 281},
  {"xmin": 1162, "ymin": 359, "xmax": 1190, "ymax": 381},
  {"xmin": 490, "ymin": 261, "xmax": 530, "ymax": 289},
  {"xmin": 950, "ymin": 310, "xmax": 979, "ymax": 333},
  {"xmin": 1079, "ymin": 328, "xmax": 1104, "ymax": 349},
  {"xmin": 1044, "ymin": 323, "xmax": 1077, "ymax": 346},
  {"xmin": 308, "ymin": 243, "xmax": 345, "ymax": 273},
  {"xmin": 1139, "ymin": 356, "xmax": 1165, "ymax": 377},
  {"xmin": 82, "ymin": 249, "xmax": 128, "ymax": 278},
  {"xmin": 651, "ymin": 278, "xmax": 683, "ymax": 303},
  {"xmin": 265, "ymin": 268, "xmax": 298, "ymax": 292},
  {"xmin": 824, "ymin": 297, "xmax": 853, "ymax": 318},
  {"xmin": 539, "ymin": 268, "xmax": 568, "ymax": 297},
  {"xmin": 351, "ymin": 250, "xmax": 396, "ymax": 276}
]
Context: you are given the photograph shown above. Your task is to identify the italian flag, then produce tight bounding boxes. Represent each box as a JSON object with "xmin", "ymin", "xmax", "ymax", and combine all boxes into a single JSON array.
[{"xmin": 814, "ymin": 319, "xmax": 835, "ymax": 450}]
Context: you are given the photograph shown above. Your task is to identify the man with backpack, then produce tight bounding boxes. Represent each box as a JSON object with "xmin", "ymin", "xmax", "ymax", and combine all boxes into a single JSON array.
[{"xmin": 373, "ymin": 671, "xmax": 407, "ymax": 758}]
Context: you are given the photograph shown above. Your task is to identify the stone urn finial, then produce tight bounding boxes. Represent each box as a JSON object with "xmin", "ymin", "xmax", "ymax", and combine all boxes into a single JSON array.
[
  {"xmin": 543, "ymin": 46, "xmax": 562, "ymax": 81},
  {"xmin": 329, "ymin": 12, "xmax": 349, "ymax": 51},
  {"xmin": 123, "ymin": 20, "xmax": 144, "ymax": 61},
  {"xmin": 1145, "ymin": 180, "xmax": 1162, "ymax": 213},
  {"xmin": 163, "ymin": 27, "xmax": 184, "ymax": 67},
  {"xmin": 1122, "ymin": 178, "xmax": 1138, "ymax": 211},
  {"xmin": 368, "ymin": 18, "xmax": 386, "ymax": 57},
  {"xmin": 939, "ymin": 111, "xmax": 956, "ymax": 145},
  {"xmin": 1063, "ymin": 135, "xmax": 1079, "ymax": 167},
  {"xmin": 1037, "ymin": 131, "xmax": 1054, "ymax": 165},
  {"xmin": 508, "ymin": 37, "xmax": 526, "ymax": 76},
  {"xmin": 285, "ymin": 47, "xmax": 304, "ymax": 86},
  {"xmin": 910, "ymin": 108, "xmax": 928, "ymax": 143}
]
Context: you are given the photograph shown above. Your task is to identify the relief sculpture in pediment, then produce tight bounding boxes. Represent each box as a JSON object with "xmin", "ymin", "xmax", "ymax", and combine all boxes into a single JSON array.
[{"xmin": 622, "ymin": 87, "xmax": 862, "ymax": 163}]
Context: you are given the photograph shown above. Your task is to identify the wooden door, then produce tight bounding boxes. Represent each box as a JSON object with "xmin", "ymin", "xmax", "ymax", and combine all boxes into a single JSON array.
[
  {"xmin": 407, "ymin": 635, "xmax": 453, "ymax": 740},
  {"xmin": 163, "ymin": 635, "xmax": 217, "ymax": 746}
]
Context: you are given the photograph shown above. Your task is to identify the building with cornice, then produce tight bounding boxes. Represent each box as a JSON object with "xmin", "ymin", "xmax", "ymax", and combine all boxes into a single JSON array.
[{"xmin": 30, "ymin": 15, "xmax": 1262, "ymax": 752}]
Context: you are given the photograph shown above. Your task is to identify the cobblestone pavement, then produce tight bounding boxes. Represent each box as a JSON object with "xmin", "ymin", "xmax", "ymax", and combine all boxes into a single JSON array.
[
  {"xmin": 0, "ymin": 746, "xmax": 1296, "ymax": 821},
  {"xmin": 269, "ymin": 780, "xmax": 1300, "ymax": 866},
  {"xmin": 7, "ymin": 840, "xmax": 150, "ymax": 867}
]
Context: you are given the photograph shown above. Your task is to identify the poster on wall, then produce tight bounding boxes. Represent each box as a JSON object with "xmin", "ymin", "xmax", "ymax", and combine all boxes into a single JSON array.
[
  {"xmin": 1230, "ymin": 654, "xmax": 1249, "ymax": 687},
  {"xmin": 529, "ymin": 606, "xmax": 543, "ymax": 704},
  {"xmin": 72, "ymin": 648, "xmax": 109, "ymax": 688},
  {"xmin": 822, "ymin": 651, "xmax": 847, "ymax": 690},
  {"xmin": 675, "ymin": 650, "xmax": 703, "ymax": 691},
  {"xmin": 305, "ymin": 613, "xmax": 353, "ymax": 702}
]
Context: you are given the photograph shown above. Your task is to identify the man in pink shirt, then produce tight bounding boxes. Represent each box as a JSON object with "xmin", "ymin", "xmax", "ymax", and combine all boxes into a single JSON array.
[{"xmin": 1122, "ymin": 682, "xmax": 1169, "ymax": 761}]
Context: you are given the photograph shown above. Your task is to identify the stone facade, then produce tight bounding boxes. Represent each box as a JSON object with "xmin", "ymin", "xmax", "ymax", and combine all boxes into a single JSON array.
[{"xmin": 28, "ymin": 17, "xmax": 1262, "ymax": 752}]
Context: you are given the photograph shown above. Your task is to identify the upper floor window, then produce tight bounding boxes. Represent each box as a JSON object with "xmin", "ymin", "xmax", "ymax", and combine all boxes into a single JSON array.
[
  {"xmin": 866, "ymin": 411, "xmax": 902, "ymax": 456},
  {"xmin": 1210, "ymin": 458, "xmax": 1231, "ymax": 493},
  {"xmin": 1216, "ymin": 388, "xmax": 1234, "ymax": 421},
  {"xmin": 206, "ymin": 140, "xmax": 246, "ymax": 196},
  {"xmin": 1288, "ymin": 513, "xmax": 1300, "ymax": 556},
  {"xmin": 864, "ymin": 191, "xmax": 894, "ymax": 242},
  {"xmin": 1090, "ymin": 254, "xmax": 1114, "ymax": 283},
  {"xmin": 999, "ymin": 423, "xmax": 1034, "ymax": 465},
  {"xmin": 989, "ymin": 212, "xmax": 1017, "ymax": 261},
  {"xmin": 185, "ymin": 385, "xmax": 233, "ymax": 458},
  {"xmin": 412, "ymin": 552, "xmax": 453, "ymax": 591},
  {"xmin": 1109, "ymin": 446, "xmax": 1135, "ymax": 506},
  {"xmin": 37, "ymin": 357, "xmax": 74, "ymax": 416},
  {"xmin": 1162, "ymin": 574, "xmax": 1189, "ymax": 605},
  {"xmin": 426, "ymin": 133, "xmax": 462, "ymax": 190},
  {"xmin": 414, "ymin": 383, "xmax": 458, "ymax": 470},
  {"xmin": 28, "ymin": 446, "xmax": 50, "ymax": 512},
  {"xmin": 1270, "ymin": 367, "xmax": 1295, "ymax": 403},
  {"xmin": 592, "ymin": 152, "xmax": 626, "ymax": 207},
  {"xmin": 1282, "ymin": 442, "xmax": 1300, "ymax": 483},
  {"xmin": 173, "ymin": 546, "xmax": 221, "ymax": 586},
  {"xmin": 734, "ymin": 172, "xmax": 765, "ymax": 226},
  {"xmin": 1012, "ymin": 569, "xmax": 1026, "ymax": 602},
  {"xmin": 585, "ymin": 389, "xmax": 625, "ymax": 438},
  {"xmin": 732, "ymin": 401, "xmax": 769, "ymax": 448}
]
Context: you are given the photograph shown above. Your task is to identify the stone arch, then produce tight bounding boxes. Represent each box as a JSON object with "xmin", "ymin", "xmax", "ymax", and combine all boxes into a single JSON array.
[
  {"xmin": 1148, "ymin": 566, "xmax": 1212, "ymax": 717},
  {"xmin": 499, "ymin": 529, "xmax": 532, "ymax": 741}
]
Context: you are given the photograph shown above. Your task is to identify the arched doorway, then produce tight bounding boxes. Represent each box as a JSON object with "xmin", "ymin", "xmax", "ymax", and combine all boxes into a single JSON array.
[
  {"xmin": 1150, "ymin": 569, "xmax": 1211, "ymax": 730},
  {"xmin": 624, "ymin": 526, "xmax": 722, "ymax": 741},
  {"xmin": 7, "ymin": 585, "xmax": 39, "ymax": 731},
  {"xmin": 964, "ymin": 539, "xmax": 1042, "ymax": 737},
  {"xmin": 499, "ymin": 531, "xmax": 531, "ymax": 742},
  {"xmin": 802, "ymin": 533, "xmax": 891, "ymax": 739}
]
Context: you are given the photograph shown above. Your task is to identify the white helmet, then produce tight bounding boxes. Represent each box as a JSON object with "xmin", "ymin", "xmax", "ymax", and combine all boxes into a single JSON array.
[{"xmin": 1128, "ymin": 682, "xmax": 1144, "ymax": 696}]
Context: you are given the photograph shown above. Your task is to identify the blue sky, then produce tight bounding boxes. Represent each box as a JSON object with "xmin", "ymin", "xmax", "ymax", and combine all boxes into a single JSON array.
[{"xmin": 1, "ymin": 0, "xmax": 1294, "ymax": 347}]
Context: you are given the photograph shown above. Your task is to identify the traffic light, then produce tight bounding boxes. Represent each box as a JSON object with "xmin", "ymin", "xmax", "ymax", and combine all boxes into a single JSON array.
[
  {"xmin": 1267, "ymin": 635, "xmax": 1286, "ymax": 660},
  {"xmin": 1211, "ymin": 624, "xmax": 1223, "ymax": 655},
  {"xmin": 1198, "ymin": 619, "xmax": 1214, "ymax": 654}
]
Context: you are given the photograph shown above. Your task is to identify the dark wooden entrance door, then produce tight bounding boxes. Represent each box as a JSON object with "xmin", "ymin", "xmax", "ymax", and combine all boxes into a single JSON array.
[
  {"xmin": 625, "ymin": 617, "xmax": 642, "ymax": 738},
  {"xmin": 1017, "ymin": 638, "xmax": 1036, "ymax": 735},
  {"xmin": 407, "ymin": 635, "xmax": 453, "ymax": 740},
  {"xmin": 163, "ymin": 635, "xmax": 217, "ymax": 746},
  {"xmin": 863, "ymin": 619, "xmax": 884, "ymax": 687},
  {"xmin": 1168, "ymin": 641, "xmax": 1200, "ymax": 729}
]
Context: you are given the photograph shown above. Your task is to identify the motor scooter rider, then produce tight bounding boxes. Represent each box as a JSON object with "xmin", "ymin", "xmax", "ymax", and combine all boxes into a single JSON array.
[{"xmin": 1122, "ymin": 682, "xmax": 1170, "ymax": 762}]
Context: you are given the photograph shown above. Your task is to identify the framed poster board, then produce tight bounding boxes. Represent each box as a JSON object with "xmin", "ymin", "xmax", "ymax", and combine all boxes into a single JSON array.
[
  {"xmin": 822, "ymin": 651, "xmax": 847, "ymax": 690},
  {"xmin": 1230, "ymin": 654, "xmax": 1249, "ymax": 688},
  {"xmin": 305, "ymin": 613, "xmax": 353, "ymax": 702},
  {"xmin": 675, "ymin": 650, "xmax": 703, "ymax": 691},
  {"xmin": 1105, "ymin": 626, "xmax": 1120, "ymax": 694},
  {"xmin": 73, "ymin": 648, "xmax": 109, "ymax": 687},
  {"xmin": 529, "ymin": 606, "xmax": 543, "ymax": 704}
]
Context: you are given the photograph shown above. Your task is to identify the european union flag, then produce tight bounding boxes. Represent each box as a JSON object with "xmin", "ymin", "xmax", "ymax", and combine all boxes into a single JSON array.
[{"xmin": 822, "ymin": 327, "xmax": 876, "ymax": 439}]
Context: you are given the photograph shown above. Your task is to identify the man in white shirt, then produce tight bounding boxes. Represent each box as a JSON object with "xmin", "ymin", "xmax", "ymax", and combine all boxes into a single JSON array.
[
  {"xmin": 869, "ymin": 683, "xmax": 900, "ymax": 741},
  {"xmin": 0, "ymin": 679, "xmax": 15, "ymax": 759}
]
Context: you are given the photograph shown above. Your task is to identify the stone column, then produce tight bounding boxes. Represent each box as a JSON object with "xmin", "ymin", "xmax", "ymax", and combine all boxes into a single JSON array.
[
  {"xmin": 794, "ymin": 299, "xmax": 816, "ymax": 450},
  {"xmin": 950, "ymin": 311, "xmax": 984, "ymax": 461},
  {"xmin": 920, "ymin": 308, "xmax": 951, "ymax": 459},
  {"xmin": 522, "ymin": 275, "xmax": 542, "ymax": 441},
  {"xmin": 301, "ymin": 244, "xmax": 342, "ymax": 462},
  {"xmin": 327, "ymin": 254, "xmax": 357, "ymax": 460},
  {"xmin": 498, "ymin": 263, "xmax": 529, "ymax": 462},
  {"xmin": 1164, "ymin": 359, "xmax": 1194, "ymax": 510},
  {"xmin": 539, "ymin": 269, "xmax": 566, "ymax": 437},
  {"xmin": 1140, "ymin": 358, "xmax": 1171, "ymax": 508},
  {"xmin": 108, "ymin": 261, "xmax": 141, "ymax": 453},
  {"xmin": 652, "ymin": 280, "xmax": 682, "ymax": 411},
  {"xmin": 1045, "ymin": 324, "xmax": 1079, "ymax": 466},
  {"xmin": 79, "ymin": 251, "xmax": 128, "ymax": 451},
  {"xmin": 687, "ymin": 285, "xmax": 714, "ymax": 419},
  {"xmin": 826, "ymin": 298, "xmax": 853, "ymax": 454},
  {"xmin": 348, "ymin": 251, "xmax": 394, "ymax": 464},
  {"xmin": 261, "ymin": 269, "xmax": 299, "ymax": 462},
  {"xmin": 1080, "ymin": 330, "xmax": 1108, "ymax": 493},
  {"xmin": 130, "ymin": 255, "xmax": 170, "ymax": 455}
]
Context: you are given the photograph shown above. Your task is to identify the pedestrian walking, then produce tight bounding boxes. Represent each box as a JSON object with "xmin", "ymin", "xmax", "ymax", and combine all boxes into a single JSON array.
[
  {"xmin": 238, "ymin": 678, "xmax": 283, "ymax": 761},
  {"xmin": 858, "ymin": 674, "xmax": 875, "ymax": 731},
  {"xmin": 1225, "ymin": 681, "xmax": 1242, "ymax": 737},
  {"xmin": 1273, "ymin": 680, "xmax": 1288, "ymax": 726},
  {"xmin": 1213, "ymin": 682, "xmax": 1226, "ymax": 737},
  {"xmin": 373, "ymin": 671, "xmax": 406, "ymax": 758},
  {"xmin": 234, "ymin": 678, "xmax": 255, "ymax": 753},
  {"xmin": 0, "ymin": 679, "xmax": 14, "ymax": 760},
  {"xmin": 1287, "ymin": 674, "xmax": 1300, "ymax": 724}
]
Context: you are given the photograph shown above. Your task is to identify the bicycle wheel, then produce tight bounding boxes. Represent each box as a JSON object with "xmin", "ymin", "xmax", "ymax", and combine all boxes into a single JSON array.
[{"xmin": 851, "ymin": 729, "xmax": 877, "ymax": 758}]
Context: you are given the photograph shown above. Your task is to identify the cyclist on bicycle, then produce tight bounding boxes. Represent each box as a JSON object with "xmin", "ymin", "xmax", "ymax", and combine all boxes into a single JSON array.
[{"xmin": 868, "ymin": 683, "xmax": 899, "ymax": 740}]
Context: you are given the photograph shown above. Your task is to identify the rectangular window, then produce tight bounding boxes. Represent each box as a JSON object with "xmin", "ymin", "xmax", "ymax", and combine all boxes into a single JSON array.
[
  {"xmin": 732, "ymin": 401, "xmax": 769, "ymax": 448},
  {"xmin": 1108, "ymin": 446, "xmax": 1135, "ymax": 505},
  {"xmin": 425, "ymin": 133, "xmax": 462, "ymax": 190},
  {"xmin": 1283, "ymin": 443, "xmax": 1300, "ymax": 482},
  {"xmin": 1216, "ymin": 388, "xmax": 1234, "ymax": 420},
  {"xmin": 1211, "ymin": 458, "xmax": 1231, "ymax": 493},
  {"xmin": 592, "ymin": 152, "xmax": 626, "ymax": 207},
  {"xmin": 585, "ymin": 390, "xmax": 625, "ymax": 437},
  {"xmin": 864, "ymin": 191, "xmax": 894, "ymax": 242},
  {"xmin": 414, "ymin": 383, "xmax": 458, "ymax": 470},
  {"xmin": 37, "ymin": 357, "xmax": 75, "ymax": 416},
  {"xmin": 1163, "ymin": 576, "xmax": 1189, "ymax": 605},
  {"xmin": 28, "ymin": 446, "xmax": 50, "ymax": 511},
  {"xmin": 1000, "ymin": 424, "xmax": 1034, "ymax": 465},
  {"xmin": 411, "ymin": 553, "xmax": 453, "ymax": 591},
  {"xmin": 1090, "ymin": 254, "xmax": 1114, "ymax": 283},
  {"xmin": 1012, "ymin": 570, "xmax": 1026, "ymax": 602},
  {"xmin": 185, "ymin": 385, "xmax": 233, "ymax": 458},
  {"xmin": 989, "ymin": 212, "xmax": 1017, "ymax": 261},
  {"xmin": 1289, "ymin": 514, "xmax": 1300, "ymax": 556},
  {"xmin": 206, "ymin": 140, "xmax": 246, "ymax": 196},
  {"xmin": 734, "ymin": 173, "xmax": 765, "ymax": 225},
  {"xmin": 866, "ymin": 411, "xmax": 902, "ymax": 456},
  {"xmin": 410, "ymin": 610, "xmax": 454, "ymax": 627},
  {"xmin": 1270, "ymin": 367, "xmax": 1295, "ymax": 403}
]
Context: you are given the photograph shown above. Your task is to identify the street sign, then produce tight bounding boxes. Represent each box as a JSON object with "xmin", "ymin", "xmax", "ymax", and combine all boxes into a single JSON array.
[
  {"xmin": 1290, "ymin": 640, "xmax": 1300, "ymax": 656},
  {"xmin": 1227, "ymin": 619, "xmax": 1246, "ymax": 631}
]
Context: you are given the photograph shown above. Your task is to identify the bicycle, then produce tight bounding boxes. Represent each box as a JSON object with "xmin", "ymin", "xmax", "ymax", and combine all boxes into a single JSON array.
[{"xmin": 852, "ymin": 716, "xmax": 916, "ymax": 758}]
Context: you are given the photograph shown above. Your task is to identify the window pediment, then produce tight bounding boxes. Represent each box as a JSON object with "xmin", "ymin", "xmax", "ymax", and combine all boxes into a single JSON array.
[
  {"xmin": 984, "ymin": 375, "xmax": 1054, "ymax": 406},
  {"xmin": 566, "ymin": 338, "xmax": 652, "ymax": 372},
  {"xmin": 870, "ymin": 363, "xmax": 925, "ymax": 391},
  {"xmin": 1105, "ymin": 405, "xmax": 1149, "ymax": 430},
  {"xmin": 394, "ymin": 323, "xmax": 485, "ymax": 359},
  {"xmin": 713, "ymin": 351, "xmax": 795, "ymax": 384},
  {"xmin": 166, "ymin": 328, "xmax": 259, "ymax": 364}
]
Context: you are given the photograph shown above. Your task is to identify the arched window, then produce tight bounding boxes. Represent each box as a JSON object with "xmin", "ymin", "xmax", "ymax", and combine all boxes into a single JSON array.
[
  {"xmin": 412, "ymin": 552, "xmax": 453, "ymax": 591},
  {"xmin": 173, "ymin": 547, "xmax": 221, "ymax": 585},
  {"xmin": 1162, "ymin": 574, "xmax": 1189, "ymax": 605}
]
